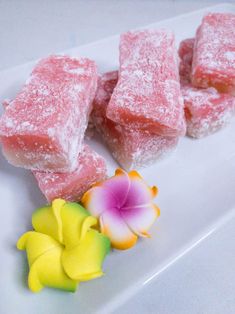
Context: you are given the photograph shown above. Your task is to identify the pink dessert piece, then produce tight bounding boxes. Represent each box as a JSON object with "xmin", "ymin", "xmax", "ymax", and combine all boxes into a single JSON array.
[
  {"xmin": 192, "ymin": 13, "xmax": 235, "ymax": 94},
  {"xmin": 2, "ymin": 99, "xmax": 11, "ymax": 110},
  {"xmin": 183, "ymin": 86, "xmax": 235, "ymax": 138},
  {"xmin": 179, "ymin": 38, "xmax": 235, "ymax": 138},
  {"xmin": 178, "ymin": 38, "xmax": 194, "ymax": 85},
  {"xmin": 106, "ymin": 30, "xmax": 186, "ymax": 137},
  {"xmin": 0, "ymin": 55, "xmax": 98, "ymax": 172},
  {"xmin": 92, "ymin": 71, "xmax": 179, "ymax": 170},
  {"xmin": 33, "ymin": 144, "xmax": 107, "ymax": 202}
]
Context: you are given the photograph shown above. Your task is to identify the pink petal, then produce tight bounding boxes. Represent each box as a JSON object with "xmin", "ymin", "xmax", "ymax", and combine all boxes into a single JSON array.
[
  {"xmin": 82, "ymin": 168, "xmax": 130, "ymax": 217},
  {"xmin": 101, "ymin": 168, "xmax": 130, "ymax": 208},
  {"xmin": 100, "ymin": 208, "xmax": 137, "ymax": 250},
  {"xmin": 123, "ymin": 171, "xmax": 157, "ymax": 209},
  {"xmin": 82, "ymin": 186, "xmax": 115, "ymax": 217},
  {"xmin": 121, "ymin": 203, "xmax": 160, "ymax": 237}
]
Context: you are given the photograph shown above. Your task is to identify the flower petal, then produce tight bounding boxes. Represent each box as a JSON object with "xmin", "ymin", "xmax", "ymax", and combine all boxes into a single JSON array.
[
  {"xmin": 28, "ymin": 245, "xmax": 78, "ymax": 293},
  {"xmin": 82, "ymin": 169, "xmax": 159, "ymax": 249},
  {"xmin": 51, "ymin": 199, "xmax": 65, "ymax": 242},
  {"xmin": 82, "ymin": 186, "xmax": 114, "ymax": 217},
  {"xmin": 32, "ymin": 199, "xmax": 65, "ymax": 243},
  {"xmin": 100, "ymin": 209, "xmax": 137, "ymax": 250},
  {"xmin": 82, "ymin": 168, "xmax": 130, "ymax": 217},
  {"xmin": 121, "ymin": 204, "xmax": 160, "ymax": 237},
  {"xmin": 62, "ymin": 229, "xmax": 110, "ymax": 281},
  {"xmin": 123, "ymin": 171, "xmax": 157, "ymax": 209},
  {"xmin": 102, "ymin": 169, "xmax": 130, "ymax": 208},
  {"xmin": 17, "ymin": 231, "xmax": 60, "ymax": 267},
  {"xmin": 60, "ymin": 202, "xmax": 97, "ymax": 248},
  {"xmin": 17, "ymin": 231, "xmax": 77, "ymax": 292}
]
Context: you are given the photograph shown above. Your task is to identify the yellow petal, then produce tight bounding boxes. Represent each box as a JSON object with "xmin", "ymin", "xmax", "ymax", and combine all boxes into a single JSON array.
[
  {"xmin": 61, "ymin": 202, "xmax": 97, "ymax": 249},
  {"xmin": 62, "ymin": 229, "xmax": 110, "ymax": 281},
  {"xmin": 32, "ymin": 199, "xmax": 65, "ymax": 243},
  {"xmin": 17, "ymin": 231, "xmax": 77, "ymax": 292},
  {"xmin": 17, "ymin": 231, "xmax": 60, "ymax": 267},
  {"xmin": 51, "ymin": 199, "xmax": 66, "ymax": 242},
  {"xmin": 28, "ymin": 245, "xmax": 78, "ymax": 293},
  {"xmin": 80, "ymin": 216, "xmax": 98, "ymax": 241}
]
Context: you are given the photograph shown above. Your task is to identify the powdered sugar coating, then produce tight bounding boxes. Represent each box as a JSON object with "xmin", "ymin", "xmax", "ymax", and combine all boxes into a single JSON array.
[
  {"xmin": 179, "ymin": 38, "xmax": 235, "ymax": 138},
  {"xmin": 33, "ymin": 144, "xmax": 107, "ymax": 202},
  {"xmin": 2, "ymin": 99, "xmax": 12, "ymax": 110},
  {"xmin": 178, "ymin": 38, "xmax": 194, "ymax": 85},
  {"xmin": 106, "ymin": 30, "xmax": 186, "ymax": 137},
  {"xmin": 92, "ymin": 71, "xmax": 179, "ymax": 170},
  {"xmin": 192, "ymin": 13, "xmax": 235, "ymax": 94},
  {"xmin": 0, "ymin": 55, "xmax": 98, "ymax": 172},
  {"xmin": 182, "ymin": 86, "xmax": 235, "ymax": 138}
]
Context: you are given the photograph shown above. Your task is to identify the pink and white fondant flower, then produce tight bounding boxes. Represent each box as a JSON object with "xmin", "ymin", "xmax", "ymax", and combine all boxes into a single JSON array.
[{"xmin": 82, "ymin": 169, "xmax": 160, "ymax": 250}]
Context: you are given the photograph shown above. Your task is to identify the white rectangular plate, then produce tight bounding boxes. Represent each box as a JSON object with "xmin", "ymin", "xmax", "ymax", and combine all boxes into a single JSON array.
[{"xmin": 1, "ymin": 4, "xmax": 235, "ymax": 314}]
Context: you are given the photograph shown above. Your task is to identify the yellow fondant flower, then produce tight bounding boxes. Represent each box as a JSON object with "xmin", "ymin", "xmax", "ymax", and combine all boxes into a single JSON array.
[
  {"xmin": 82, "ymin": 169, "xmax": 160, "ymax": 250},
  {"xmin": 17, "ymin": 199, "xmax": 110, "ymax": 292}
]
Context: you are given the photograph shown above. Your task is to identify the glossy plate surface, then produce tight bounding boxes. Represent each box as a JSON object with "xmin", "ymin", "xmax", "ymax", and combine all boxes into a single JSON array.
[{"xmin": 1, "ymin": 4, "xmax": 235, "ymax": 314}]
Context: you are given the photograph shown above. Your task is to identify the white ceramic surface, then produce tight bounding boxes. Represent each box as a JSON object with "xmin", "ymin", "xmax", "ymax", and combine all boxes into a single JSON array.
[{"xmin": 0, "ymin": 4, "xmax": 235, "ymax": 314}]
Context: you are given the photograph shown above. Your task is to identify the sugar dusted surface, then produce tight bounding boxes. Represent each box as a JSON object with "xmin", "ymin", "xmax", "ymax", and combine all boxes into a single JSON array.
[
  {"xmin": 179, "ymin": 37, "xmax": 235, "ymax": 138},
  {"xmin": 33, "ymin": 144, "xmax": 107, "ymax": 202},
  {"xmin": 192, "ymin": 13, "xmax": 235, "ymax": 94},
  {"xmin": 106, "ymin": 30, "xmax": 186, "ymax": 137},
  {"xmin": 183, "ymin": 86, "xmax": 235, "ymax": 138},
  {"xmin": 178, "ymin": 38, "xmax": 194, "ymax": 85},
  {"xmin": 0, "ymin": 55, "xmax": 98, "ymax": 172},
  {"xmin": 92, "ymin": 71, "xmax": 179, "ymax": 170}
]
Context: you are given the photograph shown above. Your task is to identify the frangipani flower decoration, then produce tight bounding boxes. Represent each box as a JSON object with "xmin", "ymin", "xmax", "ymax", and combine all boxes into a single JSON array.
[
  {"xmin": 17, "ymin": 199, "xmax": 110, "ymax": 292},
  {"xmin": 82, "ymin": 169, "xmax": 160, "ymax": 250}
]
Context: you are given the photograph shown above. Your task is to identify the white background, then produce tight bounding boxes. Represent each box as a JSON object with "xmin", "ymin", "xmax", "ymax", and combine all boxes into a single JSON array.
[{"xmin": 0, "ymin": 1, "xmax": 235, "ymax": 313}]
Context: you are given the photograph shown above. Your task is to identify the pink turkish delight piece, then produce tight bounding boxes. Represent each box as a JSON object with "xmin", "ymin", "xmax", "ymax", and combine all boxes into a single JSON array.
[
  {"xmin": 106, "ymin": 30, "xmax": 186, "ymax": 137},
  {"xmin": 92, "ymin": 71, "xmax": 179, "ymax": 170},
  {"xmin": 2, "ymin": 99, "xmax": 11, "ymax": 110},
  {"xmin": 183, "ymin": 86, "xmax": 235, "ymax": 138},
  {"xmin": 178, "ymin": 38, "xmax": 194, "ymax": 84},
  {"xmin": 0, "ymin": 55, "xmax": 98, "ymax": 172},
  {"xmin": 179, "ymin": 38, "xmax": 235, "ymax": 138},
  {"xmin": 33, "ymin": 144, "xmax": 107, "ymax": 202},
  {"xmin": 192, "ymin": 13, "xmax": 235, "ymax": 94}
]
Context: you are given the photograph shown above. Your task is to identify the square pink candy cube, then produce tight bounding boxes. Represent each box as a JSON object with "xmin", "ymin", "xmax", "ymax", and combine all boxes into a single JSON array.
[
  {"xmin": 183, "ymin": 86, "xmax": 235, "ymax": 138},
  {"xmin": 33, "ymin": 144, "xmax": 107, "ymax": 202},
  {"xmin": 92, "ymin": 71, "xmax": 178, "ymax": 170},
  {"xmin": 179, "ymin": 38, "xmax": 235, "ymax": 138},
  {"xmin": 106, "ymin": 30, "xmax": 186, "ymax": 137},
  {"xmin": 192, "ymin": 13, "xmax": 235, "ymax": 95},
  {"xmin": 0, "ymin": 55, "xmax": 98, "ymax": 172},
  {"xmin": 179, "ymin": 38, "xmax": 195, "ymax": 85}
]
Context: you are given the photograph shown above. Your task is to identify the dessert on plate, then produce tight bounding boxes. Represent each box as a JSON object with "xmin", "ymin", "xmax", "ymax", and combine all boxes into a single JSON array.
[
  {"xmin": 192, "ymin": 13, "xmax": 235, "ymax": 95},
  {"xmin": 33, "ymin": 144, "xmax": 107, "ymax": 202},
  {"xmin": 179, "ymin": 37, "xmax": 235, "ymax": 138},
  {"xmin": 0, "ymin": 55, "xmax": 98, "ymax": 172},
  {"xmin": 106, "ymin": 30, "xmax": 186, "ymax": 137},
  {"xmin": 92, "ymin": 71, "xmax": 179, "ymax": 170}
]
